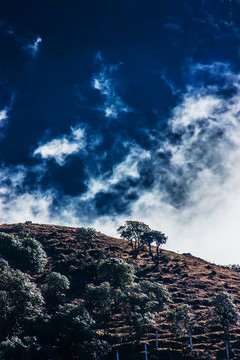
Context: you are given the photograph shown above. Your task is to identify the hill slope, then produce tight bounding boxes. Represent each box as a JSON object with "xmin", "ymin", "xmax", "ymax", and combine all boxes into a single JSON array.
[{"xmin": 0, "ymin": 222, "xmax": 240, "ymax": 360}]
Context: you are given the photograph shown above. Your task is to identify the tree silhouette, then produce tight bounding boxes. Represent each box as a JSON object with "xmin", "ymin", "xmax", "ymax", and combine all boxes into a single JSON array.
[{"xmin": 117, "ymin": 220, "xmax": 150, "ymax": 254}]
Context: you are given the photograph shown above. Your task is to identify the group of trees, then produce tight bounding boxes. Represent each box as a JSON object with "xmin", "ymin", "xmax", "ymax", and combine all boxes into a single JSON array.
[
  {"xmin": 0, "ymin": 228, "xmax": 110, "ymax": 360},
  {"xmin": 166, "ymin": 291, "xmax": 239, "ymax": 360},
  {"xmin": 117, "ymin": 220, "xmax": 167, "ymax": 262},
  {"xmin": 85, "ymin": 257, "xmax": 171, "ymax": 340}
]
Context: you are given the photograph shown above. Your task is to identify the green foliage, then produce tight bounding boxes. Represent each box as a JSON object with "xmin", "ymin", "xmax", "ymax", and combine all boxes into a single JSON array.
[
  {"xmin": 212, "ymin": 291, "xmax": 239, "ymax": 332},
  {"xmin": 20, "ymin": 237, "xmax": 48, "ymax": 273},
  {"xmin": 0, "ymin": 336, "xmax": 55, "ymax": 360},
  {"xmin": 98, "ymin": 257, "xmax": 135, "ymax": 289},
  {"xmin": 0, "ymin": 259, "xmax": 44, "ymax": 335},
  {"xmin": 139, "ymin": 280, "xmax": 171, "ymax": 309},
  {"xmin": 118, "ymin": 280, "xmax": 170, "ymax": 340},
  {"xmin": 52, "ymin": 303, "xmax": 111, "ymax": 358},
  {"xmin": 73, "ymin": 339, "xmax": 111, "ymax": 360},
  {"xmin": 121, "ymin": 281, "xmax": 170, "ymax": 314},
  {"xmin": 132, "ymin": 311, "xmax": 157, "ymax": 340},
  {"xmin": 42, "ymin": 272, "xmax": 70, "ymax": 302},
  {"xmin": 167, "ymin": 304, "xmax": 192, "ymax": 338},
  {"xmin": 54, "ymin": 303, "xmax": 95, "ymax": 343},
  {"xmin": 141, "ymin": 230, "xmax": 167, "ymax": 262},
  {"xmin": 117, "ymin": 220, "xmax": 151, "ymax": 252},
  {"xmin": 76, "ymin": 227, "xmax": 96, "ymax": 252},
  {"xmin": 117, "ymin": 220, "xmax": 167, "ymax": 259},
  {"xmin": 86, "ymin": 282, "xmax": 111, "ymax": 312},
  {"xmin": 86, "ymin": 282, "xmax": 112, "ymax": 332},
  {"xmin": 0, "ymin": 232, "xmax": 47, "ymax": 274}
]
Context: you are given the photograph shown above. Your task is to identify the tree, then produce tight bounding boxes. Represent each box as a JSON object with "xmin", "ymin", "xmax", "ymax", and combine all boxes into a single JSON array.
[
  {"xmin": 117, "ymin": 220, "xmax": 150, "ymax": 253},
  {"xmin": 76, "ymin": 227, "xmax": 96, "ymax": 254},
  {"xmin": 53, "ymin": 303, "xmax": 111, "ymax": 359},
  {"xmin": 0, "ymin": 232, "xmax": 47, "ymax": 274},
  {"xmin": 140, "ymin": 280, "xmax": 171, "ymax": 310},
  {"xmin": 98, "ymin": 257, "xmax": 135, "ymax": 289},
  {"xmin": 166, "ymin": 304, "xmax": 194, "ymax": 350},
  {"xmin": 118, "ymin": 280, "xmax": 170, "ymax": 340},
  {"xmin": 86, "ymin": 282, "xmax": 112, "ymax": 332},
  {"xmin": 20, "ymin": 237, "xmax": 48, "ymax": 274},
  {"xmin": 42, "ymin": 272, "xmax": 70, "ymax": 303},
  {"xmin": 212, "ymin": 291, "xmax": 239, "ymax": 360},
  {"xmin": 141, "ymin": 230, "xmax": 167, "ymax": 262},
  {"xmin": 154, "ymin": 231, "xmax": 167, "ymax": 263},
  {"xmin": 0, "ymin": 336, "xmax": 56, "ymax": 360},
  {"xmin": 0, "ymin": 258, "xmax": 44, "ymax": 337}
]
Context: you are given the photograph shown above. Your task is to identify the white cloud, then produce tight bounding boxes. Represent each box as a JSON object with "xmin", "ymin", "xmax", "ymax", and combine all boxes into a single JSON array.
[
  {"xmin": 92, "ymin": 55, "xmax": 131, "ymax": 119},
  {"xmin": 33, "ymin": 126, "xmax": 85, "ymax": 165},
  {"xmin": 24, "ymin": 36, "xmax": 42, "ymax": 57},
  {"xmin": 128, "ymin": 62, "xmax": 240, "ymax": 265},
  {"xmin": 80, "ymin": 62, "xmax": 240, "ymax": 265},
  {"xmin": 0, "ymin": 109, "xmax": 8, "ymax": 123},
  {"xmin": 0, "ymin": 108, "xmax": 9, "ymax": 131},
  {"xmin": 81, "ymin": 145, "xmax": 150, "ymax": 200}
]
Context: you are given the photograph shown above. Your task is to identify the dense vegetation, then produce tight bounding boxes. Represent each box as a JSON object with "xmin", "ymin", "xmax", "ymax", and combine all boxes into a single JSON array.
[{"xmin": 0, "ymin": 222, "xmax": 240, "ymax": 360}]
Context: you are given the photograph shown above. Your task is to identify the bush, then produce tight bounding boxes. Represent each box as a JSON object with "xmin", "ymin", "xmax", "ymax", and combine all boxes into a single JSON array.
[
  {"xmin": 98, "ymin": 257, "xmax": 135, "ymax": 289},
  {"xmin": 0, "ymin": 259, "xmax": 44, "ymax": 336},
  {"xmin": 0, "ymin": 336, "xmax": 56, "ymax": 360},
  {"xmin": 43, "ymin": 272, "xmax": 70, "ymax": 302},
  {"xmin": 0, "ymin": 233, "xmax": 47, "ymax": 274}
]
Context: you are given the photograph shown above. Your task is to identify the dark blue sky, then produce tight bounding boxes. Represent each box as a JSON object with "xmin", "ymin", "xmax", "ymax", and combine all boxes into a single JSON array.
[{"xmin": 0, "ymin": 0, "xmax": 240, "ymax": 263}]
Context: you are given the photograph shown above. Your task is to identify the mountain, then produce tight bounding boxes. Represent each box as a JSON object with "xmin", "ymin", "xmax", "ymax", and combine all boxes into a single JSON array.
[{"xmin": 0, "ymin": 222, "xmax": 240, "ymax": 360}]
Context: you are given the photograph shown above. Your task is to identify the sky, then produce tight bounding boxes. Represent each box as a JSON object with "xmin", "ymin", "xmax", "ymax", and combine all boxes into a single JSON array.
[{"xmin": 0, "ymin": 0, "xmax": 240, "ymax": 264}]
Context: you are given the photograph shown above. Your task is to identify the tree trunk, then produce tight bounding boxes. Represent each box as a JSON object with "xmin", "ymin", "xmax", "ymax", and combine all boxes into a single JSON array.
[
  {"xmin": 189, "ymin": 330, "xmax": 193, "ymax": 351},
  {"xmin": 149, "ymin": 244, "xmax": 152, "ymax": 258},
  {"xmin": 156, "ymin": 246, "xmax": 159, "ymax": 264}
]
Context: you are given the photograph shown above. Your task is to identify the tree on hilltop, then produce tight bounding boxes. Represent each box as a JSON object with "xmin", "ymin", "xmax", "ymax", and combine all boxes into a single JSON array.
[
  {"xmin": 141, "ymin": 230, "xmax": 167, "ymax": 263},
  {"xmin": 117, "ymin": 220, "xmax": 150, "ymax": 254},
  {"xmin": 117, "ymin": 220, "xmax": 167, "ymax": 260}
]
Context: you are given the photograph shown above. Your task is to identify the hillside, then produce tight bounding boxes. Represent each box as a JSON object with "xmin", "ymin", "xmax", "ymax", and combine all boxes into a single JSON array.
[{"xmin": 0, "ymin": 222, "xmax": 240, "ymax": 360}]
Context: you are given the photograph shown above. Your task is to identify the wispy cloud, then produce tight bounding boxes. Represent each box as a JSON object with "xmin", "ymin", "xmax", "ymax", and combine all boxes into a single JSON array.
[
  {"xmin": 0, "ymin": 108, "xmax": 8, "ymax": 126},
  {"xmin": 81, "ymin": 144, "xmax": 150, "ymax": 200},
  {"xmin": 24, "ymin": 36, "xmax": 42, "ymax": 57},
  {"xmin": 33, "ymin": 126, "xmax": 85, "ymax": 165},
  {"xmin": 161, "ymin": 73, "xmax": 180, "ymax": 95},
  {"xmin": 92, "ymin": 54, "xmax": 131, "ymax": 119},
  {"xmin": 4, "ymin": 22, "xmax": 43, "ymax": 58}
]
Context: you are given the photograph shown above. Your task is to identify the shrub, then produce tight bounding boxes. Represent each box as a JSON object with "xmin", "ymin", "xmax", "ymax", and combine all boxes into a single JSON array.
[
  {"xmin": 98, "ymin": 257, "xmax": 135, "ymax": 289},
  {"xmin": 43, "ymin": 272, "xmax": 70, "ymax": 302},
  {"xmin": 0, "ymin": 259, "xmax": 44, "ymax": 335},
  {"xmin": 0, "ymin": 233, "xmax": 47, "ymax": 274}
]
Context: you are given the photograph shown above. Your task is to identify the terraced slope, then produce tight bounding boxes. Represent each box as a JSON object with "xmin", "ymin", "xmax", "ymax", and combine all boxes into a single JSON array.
[{"xmin": 0, "ymin": 222, "xmax": 240, "ymax": 360}]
